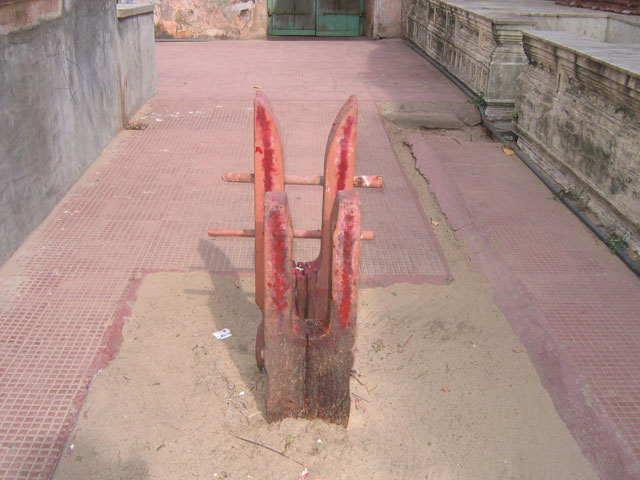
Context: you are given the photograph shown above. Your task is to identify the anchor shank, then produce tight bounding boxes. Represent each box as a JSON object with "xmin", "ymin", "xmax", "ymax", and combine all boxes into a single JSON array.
[{"xmin": 223, "ymin": 172, "xmax": 382, "ymax": 188}]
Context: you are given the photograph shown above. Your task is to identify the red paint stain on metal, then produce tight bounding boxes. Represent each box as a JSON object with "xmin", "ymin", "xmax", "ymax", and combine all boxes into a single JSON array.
[
  {"xmin": 336, "ymin": 115, "xmax": 355, "ymax": 191},
  {"xmin": 338, "ymin": 212, "xmax": 356, "ymax": 327},
  {"xmin": 268, "ymin": 209, "xmax": 289, "ymax": 312},
  {"xmin": 256, "ymin": 104, "xmax": 275, "ymax": 192}
]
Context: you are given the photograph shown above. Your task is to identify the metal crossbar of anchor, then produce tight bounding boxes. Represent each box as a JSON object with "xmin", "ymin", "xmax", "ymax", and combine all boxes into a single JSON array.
[{"xmin": 207, "ymin": 91, "xmax": 382, "ymax": 426}]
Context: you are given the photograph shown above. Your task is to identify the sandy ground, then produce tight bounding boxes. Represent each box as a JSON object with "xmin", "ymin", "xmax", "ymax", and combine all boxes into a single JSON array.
[{"xmin": 52, "ymin": 121, "xmax": 599, "ymax": 480}]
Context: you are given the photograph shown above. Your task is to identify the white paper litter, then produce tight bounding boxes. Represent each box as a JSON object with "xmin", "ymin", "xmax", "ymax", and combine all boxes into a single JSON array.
[{"xmin": 212, "ymin": 328, "xmax": 232, "ymax": 340}]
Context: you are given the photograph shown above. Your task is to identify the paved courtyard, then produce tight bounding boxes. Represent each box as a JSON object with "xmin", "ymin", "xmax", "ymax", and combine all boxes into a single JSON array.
[{"xmin": 0, "ymin": 38, "xmax": 639, "ymax": 479}]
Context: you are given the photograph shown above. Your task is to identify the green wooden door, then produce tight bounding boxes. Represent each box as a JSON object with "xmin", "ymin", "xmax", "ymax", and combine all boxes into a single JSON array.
[
  {"xmin": 269, "ymin": 0, "xmax": 316, "ymax": 35},
  {"xmin": 316, "ymin": 0, "xmax": 363, "ymax": 36},
  {"xmin": 268, "ymin": 0, "xmax": 362, "ymax": 36}
]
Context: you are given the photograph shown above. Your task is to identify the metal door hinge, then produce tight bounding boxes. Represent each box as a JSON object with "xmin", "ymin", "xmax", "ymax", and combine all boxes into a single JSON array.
[
  {"xmin": 270, "ymin": 9, "xmax": 311, "ymax": 15},
  {"xmin": 321, "ymin": 10, "xmax": 361, "ymax": 15}
]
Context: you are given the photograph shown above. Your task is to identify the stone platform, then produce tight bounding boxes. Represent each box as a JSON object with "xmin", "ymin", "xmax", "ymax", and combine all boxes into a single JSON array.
[
  {"xmin": 406, "ymin": 0, "xmax": 640, "ymax": 123},
  {"xmin": 406, "ymin": 0, "xmax": 640, "ymax": 255},
  {"xmin": 514, "ymin": 29, "xmax": 640, "ymax": 254}
]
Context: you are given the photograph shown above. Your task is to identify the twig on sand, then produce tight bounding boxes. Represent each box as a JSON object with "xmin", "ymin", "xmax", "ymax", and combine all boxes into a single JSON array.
[
  {"xmin": 350, "ymin": 370, "xmax": 365, "ymax": 386},
  {"xmin": 231, "ymin": 435, "xmax": 305, "ymax": 467},
  {"xmin": 352, "ymin": 392, "xmax": 369, "ymax": 403}
]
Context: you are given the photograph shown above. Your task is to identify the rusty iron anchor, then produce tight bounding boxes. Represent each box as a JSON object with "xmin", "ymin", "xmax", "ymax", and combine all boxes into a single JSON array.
[{"xmin": 208, "ymin": 91, "xmax": 382, "ymax": 426}]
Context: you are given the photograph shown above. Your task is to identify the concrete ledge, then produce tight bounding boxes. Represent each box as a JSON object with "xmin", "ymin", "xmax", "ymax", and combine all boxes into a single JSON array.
[
  {"xmin": 526, "ymin": 30, "xmax": 640, "ymax": 76},
  {"xmin": 524, "ymin": 30, "xmax": 640, "ymax": 110},
  {"xmin": 1, "ymin": 0, "xmax": 157, "ymax": 264},
  {"xmin": 514, "ymin": 30, "xmax": 640, "ymax": 252},
  {"xmin": 557, "ymin": 0, "xmax": 640, "ymax": 15},
  {"xmin": 406, "ymin": 0, "xmax": 533, "ymax": 123},
  {"xmin": 116, "ymin": 2, "xmax": 158, "ymax": 121},
  {"xmin": 405, "ymin": 0, "xmax": 640, "ymax": 125},
  {"xmin": 117, "ymin": 2, "xmax": 154, "ymax": 19}
]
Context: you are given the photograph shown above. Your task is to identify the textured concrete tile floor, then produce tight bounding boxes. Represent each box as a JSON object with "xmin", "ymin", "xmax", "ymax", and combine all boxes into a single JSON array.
[
  {"xmin": 408, "ymin": 134, "xmax": 640, "ymax": 479},
  {"xmin": 0, "ymin": 37, "xmax": 639, "ymax": 479},
  {"xmin": 0, "ymin": 38, "xmax": 455, "ymax": 479}
]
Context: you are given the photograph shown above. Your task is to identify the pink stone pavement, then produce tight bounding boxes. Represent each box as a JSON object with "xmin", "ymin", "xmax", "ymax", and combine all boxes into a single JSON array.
[
  {"xmin": 0, "ymin": 38, "xmax": 454, "ymax": 480},
  {"xmin": 408, "ymin": 134, "xmax": 640, "ymax": 480},
  {"xmin": 0, "ymin": 37, "xmax": 638, "ymax": 479}
]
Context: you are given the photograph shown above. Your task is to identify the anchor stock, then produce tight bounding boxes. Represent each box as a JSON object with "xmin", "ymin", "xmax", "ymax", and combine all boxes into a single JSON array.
[{"xmin": 207, "ymin": 91, "xmax": 381, "ymax": 426}]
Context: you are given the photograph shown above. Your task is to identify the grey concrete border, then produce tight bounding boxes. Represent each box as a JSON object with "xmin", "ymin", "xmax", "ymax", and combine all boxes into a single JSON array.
[{"xmin": 117, "ymin": 2, "xmax": 155, "ymax": 19}]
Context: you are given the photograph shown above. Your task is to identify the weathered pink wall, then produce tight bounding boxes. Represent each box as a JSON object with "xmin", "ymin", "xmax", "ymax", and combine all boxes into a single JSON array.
[
  {"xmin": 374, "ymin": 0, "xmax": 401, "ymax": 37},
  {"xmin": 363, "ymin": 0, "xmax": 374, "ymax": 38},
  {"xmin": 154, "ymin": 0, "xmax": 267, "ymax": 39},
  {"xmin": 363, "ymin": 0, "xmax": 401, "ymax": 39},
  {"xmin": 0, "ymin": 0, "xmax": 61, "ymax": 33},
  {"xmin": 556, "ymin": 0, "xmax": 640, "ymax": 14}
]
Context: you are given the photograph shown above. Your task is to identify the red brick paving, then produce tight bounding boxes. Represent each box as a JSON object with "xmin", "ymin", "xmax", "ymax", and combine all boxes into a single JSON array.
[
  {"xmin": 0, "ymin": 39, "xmax": 454, "ymax": 479},
  {"xmin": 408, "ymin": 134, "xmax": 640, "ymax": 479}
]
